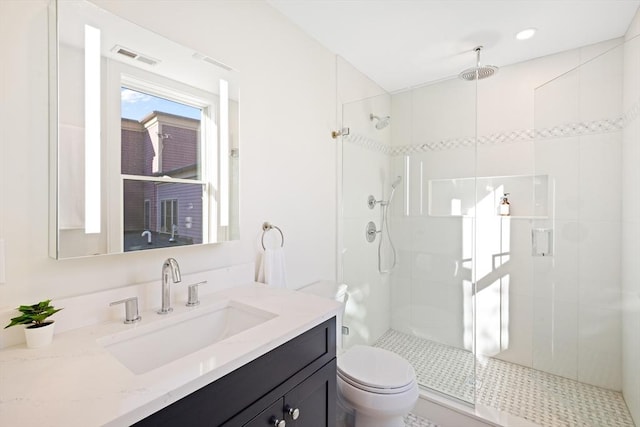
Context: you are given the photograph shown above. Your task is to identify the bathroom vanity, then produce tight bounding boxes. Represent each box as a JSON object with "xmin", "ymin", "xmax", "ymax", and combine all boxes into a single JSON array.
[
  {"xmin": 135, "ymin": 317, "xmax": 336, "ymax": 426},
  {"xmin": 0, "ymin": 285, "xmax": 341, "ymax": 427}
]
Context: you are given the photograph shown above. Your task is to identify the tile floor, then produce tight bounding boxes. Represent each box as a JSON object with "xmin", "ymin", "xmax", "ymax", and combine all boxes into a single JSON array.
[
  {"xmin": 405, "ymin": 412, "xmax": 440, "ymax": 427},
  {"xmin": 376, "ymin": 329, "xmax": 635, "ymax": 427}
]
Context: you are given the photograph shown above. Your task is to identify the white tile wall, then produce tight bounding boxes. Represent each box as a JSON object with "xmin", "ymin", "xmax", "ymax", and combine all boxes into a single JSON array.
[
  {"xmin": 533, "ymin": 137, "xmax": 581, "ymax": 220},
  {"xmin": 533, "ymin": 68, "xmax": 581, "ymax": 131},
  {"xmin": 495, "ymin": 291, "xmax": 533, "ymax": 367},
  {"xmin": 579, "ymin": 43, "xmax": 624, "ymax": 123},
  {"xmin": 409, "ymin": 79, "xmax": 476, "ymax": 144},
  {"xmin": 578, "ymin": 220, "xmax": 622, "ymax": 310},
  {"xmin": 622, "ymin": 9, "xmax": 640, "ymax": 424},
  {"xmin": 532, "ymin": 297, "xmax": 579, "ymax": 380},
  {"xmin": 579, "ymin": 133, "xmax": 622, "ymax": 221},
  {"xmin": 532, "ymin": 220, "xmax": 580, "ymax": 304},
  {"xmin": 475, "ymin": 142, "xmax": 535, "ymax": 178},
  {"xmin": 578, "ymin": 305, "xmax": 622, "ymax": 390}
]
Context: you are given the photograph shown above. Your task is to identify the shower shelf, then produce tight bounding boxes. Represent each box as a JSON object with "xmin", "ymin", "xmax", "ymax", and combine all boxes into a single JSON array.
[{"xmin": 427, "ymin": 174, "xmax": 549, "ymax": 218}]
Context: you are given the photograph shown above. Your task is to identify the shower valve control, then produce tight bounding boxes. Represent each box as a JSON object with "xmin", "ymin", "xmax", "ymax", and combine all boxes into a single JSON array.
[
  {"xmin": 366, "ymin": 221, "xmax": 379, "ymax": 243},
  {"xmin": 368, "ymin": 195, "xmax": 378, "ymax": 209}
]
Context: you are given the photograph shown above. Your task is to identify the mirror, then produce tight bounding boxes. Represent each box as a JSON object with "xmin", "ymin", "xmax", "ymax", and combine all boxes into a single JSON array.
[{"xmin": 50, "ymin": 0, "xmax": 240, "ymax": 259}]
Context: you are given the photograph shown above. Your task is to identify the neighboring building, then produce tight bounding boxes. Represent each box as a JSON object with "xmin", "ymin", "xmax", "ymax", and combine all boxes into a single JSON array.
[{"xmin": 121, "ymin": 111, "xmax": 202, "ymax": 245}]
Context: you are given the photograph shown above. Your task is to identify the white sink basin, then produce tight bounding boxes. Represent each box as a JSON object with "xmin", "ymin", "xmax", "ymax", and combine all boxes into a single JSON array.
[{"xmin": 98, "ymin": 300, "xmax": 277, "ymax": 374}]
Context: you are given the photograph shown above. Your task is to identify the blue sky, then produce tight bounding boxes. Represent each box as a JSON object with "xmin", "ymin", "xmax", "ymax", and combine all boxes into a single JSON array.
[{"xmin": 121, "ymin": 87, "xmax": 201, "ymax": 121}]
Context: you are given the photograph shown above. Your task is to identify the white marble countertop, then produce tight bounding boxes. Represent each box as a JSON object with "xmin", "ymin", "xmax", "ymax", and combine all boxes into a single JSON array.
[{"xmin": 0, "ymin": 284, "xmax": 341, "ymax": 427}]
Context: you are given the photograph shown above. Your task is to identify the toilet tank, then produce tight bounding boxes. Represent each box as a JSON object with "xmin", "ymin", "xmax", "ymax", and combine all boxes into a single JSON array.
[{"xmin": 298, "ymin": 280, "xmax": 348, "ymax": 348}]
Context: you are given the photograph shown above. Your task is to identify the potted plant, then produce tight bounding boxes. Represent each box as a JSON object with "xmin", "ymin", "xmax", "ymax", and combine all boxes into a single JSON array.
[{"xmin": 4, "ymin": 299, "xmax": 63, "ymax": 348}]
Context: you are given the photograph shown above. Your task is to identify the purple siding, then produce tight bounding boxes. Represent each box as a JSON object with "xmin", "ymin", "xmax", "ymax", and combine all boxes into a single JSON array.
[
  {"xmin": 157, "ymin": 183, "xmax": 203, "ymax": 244},
  {"xmin": 161, "ymin": 124, "xmax": 200, "ymax": 175}
]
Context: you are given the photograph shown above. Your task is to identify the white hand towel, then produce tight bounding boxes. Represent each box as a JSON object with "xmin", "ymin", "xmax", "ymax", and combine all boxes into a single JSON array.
[{"xmin": 257, "ymin": 247, "xmax": 287, "ymax": 288}]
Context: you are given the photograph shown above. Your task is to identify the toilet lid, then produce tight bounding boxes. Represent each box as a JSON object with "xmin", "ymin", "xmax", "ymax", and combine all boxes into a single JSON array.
[{"xmin": 337, "ymin": 345, "xmax": 416, "ymax": 394}]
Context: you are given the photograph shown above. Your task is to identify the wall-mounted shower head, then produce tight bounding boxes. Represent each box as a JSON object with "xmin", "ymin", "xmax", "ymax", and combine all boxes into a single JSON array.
[
  {"xmin": 459, "ymin": 46, "xmax": 498, "ymax": 81},
  {"xmin": 370, "ymin": 113, "xmax": 391, "ymax": 130}
]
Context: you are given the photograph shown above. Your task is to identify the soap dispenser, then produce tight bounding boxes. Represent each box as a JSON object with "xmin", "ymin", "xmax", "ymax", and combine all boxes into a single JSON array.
[{"xmin": 499, "ymin": 193, "xmax": 511, "ymax": 216}]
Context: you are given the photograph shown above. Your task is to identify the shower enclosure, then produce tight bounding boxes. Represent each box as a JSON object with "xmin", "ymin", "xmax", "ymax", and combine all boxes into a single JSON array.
[{"xmin": 339, "ymin": 35, "xmax": 639, "ymax": 426}]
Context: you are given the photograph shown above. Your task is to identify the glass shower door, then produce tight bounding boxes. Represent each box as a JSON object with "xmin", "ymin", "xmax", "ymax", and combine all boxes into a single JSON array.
[
  {"xmin": 528, "ymin": 41, "xmax": 630, "ymax": 425},
  {"xmin": 340, "ymin": 92, "xmax": 395, "ymax": 350},
  {"xmin": 386, "ymin": 76, "xmax": 478, "ymax": 404}
]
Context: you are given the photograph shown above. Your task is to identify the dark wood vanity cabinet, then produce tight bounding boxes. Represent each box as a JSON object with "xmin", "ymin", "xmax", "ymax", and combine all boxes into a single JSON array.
[
  {"xmin": 134, "ymin": 317, "xmax": 336, "ymax": 427},
  {"xmin": 242, "ymin": 360, "xmax": 336, "ymax": 427}
]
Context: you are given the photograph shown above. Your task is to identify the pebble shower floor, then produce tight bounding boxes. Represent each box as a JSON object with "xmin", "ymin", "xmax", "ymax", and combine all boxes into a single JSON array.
[{"xmin": 375, "ymin": 330, "xmax": 635, "ymax": 427}]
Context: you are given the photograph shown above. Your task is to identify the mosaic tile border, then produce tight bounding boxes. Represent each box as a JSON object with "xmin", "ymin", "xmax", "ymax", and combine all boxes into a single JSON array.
[
  {"xmin": 344, "ymin": 97, "xmax": 640, "ymax": 156},
  {"xmin": 342, "ymin": 133, "xmax": 393, "ymax": 156},
  {"xmin": 375, "ymin": 330, "xmax": 635, "ymax": 427},
  {"xmin": 345, "ymin": 117, "xmax": 624, "ymax": 157}
]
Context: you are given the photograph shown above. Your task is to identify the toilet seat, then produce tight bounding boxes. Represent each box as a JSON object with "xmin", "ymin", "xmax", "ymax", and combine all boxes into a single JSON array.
[{"xmin": 337, "ymin": 345, "xmax": 416, "ymax": 395}]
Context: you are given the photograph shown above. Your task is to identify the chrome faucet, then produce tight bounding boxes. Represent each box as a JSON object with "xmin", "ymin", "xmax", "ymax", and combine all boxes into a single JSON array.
[
  {"xmin": 158, "ymin": 257, "xmax": 181, "ymax": 314},
  {"xmin": 141, "ymin": 230, "xmax": 152, "ymax": 245}
]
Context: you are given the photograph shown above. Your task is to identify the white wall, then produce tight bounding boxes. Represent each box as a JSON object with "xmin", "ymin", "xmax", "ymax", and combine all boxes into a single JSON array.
[
  {"xmin": 388, "ymin": 38, "xmax": 626, "ymax": 391},
  {"xmin": 0, "ymin": 1, "xmax": 383, "ymax": 347},
  {"xmin": 622, "ymin": 7, "xmax": 640, "ymax": 424}
]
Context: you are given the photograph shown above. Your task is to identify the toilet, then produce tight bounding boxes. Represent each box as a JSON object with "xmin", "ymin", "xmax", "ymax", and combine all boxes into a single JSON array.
[{"xmin": 299, "ymin": 281, "xmax": 418, "ymax": 427}]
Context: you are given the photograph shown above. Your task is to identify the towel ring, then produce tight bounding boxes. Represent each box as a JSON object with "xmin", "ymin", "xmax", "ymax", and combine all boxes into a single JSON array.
[{"xmin": 261, "ymin": 222, "xmax": 284, "ymax": 250}]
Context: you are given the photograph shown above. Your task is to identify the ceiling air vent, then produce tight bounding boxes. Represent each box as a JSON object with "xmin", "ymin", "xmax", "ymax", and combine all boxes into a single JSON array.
[
  {"xmin": 111, "ymin": 45, "xmax": 159, "ymax": 66},
  {"xmin": 192, "ymin": 52, "xmax": 233, "ymax": 71}
]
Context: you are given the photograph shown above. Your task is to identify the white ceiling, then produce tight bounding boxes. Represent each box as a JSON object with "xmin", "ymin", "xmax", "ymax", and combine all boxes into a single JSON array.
[{"xmin": 268, "ymin": 0, "xmax": 640, "ymax": 93}]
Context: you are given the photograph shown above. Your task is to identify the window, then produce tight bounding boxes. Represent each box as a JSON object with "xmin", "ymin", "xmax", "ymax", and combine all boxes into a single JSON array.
[{"xmin": 119, "ymin": 79, "xmax": 215, "ymax": 252}]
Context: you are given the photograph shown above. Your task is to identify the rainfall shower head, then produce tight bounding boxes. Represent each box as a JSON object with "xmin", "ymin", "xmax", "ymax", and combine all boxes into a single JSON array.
[
  {"xmin": 458, "ymin": 46, "xmax": 498, "ymax": 81},
  {"xmin": 370, "ymin": 113, "xmax": 391, "ymax": 130}
]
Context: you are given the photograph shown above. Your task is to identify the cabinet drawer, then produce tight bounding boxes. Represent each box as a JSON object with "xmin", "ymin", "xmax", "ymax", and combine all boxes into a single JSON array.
[{"xmin": 134, "ymin": 317, "xmax": 336, "ymax": 427}]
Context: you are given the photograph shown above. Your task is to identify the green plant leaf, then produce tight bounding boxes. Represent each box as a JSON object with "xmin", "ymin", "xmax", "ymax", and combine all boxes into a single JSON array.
[
  {"xmin": 4, "ymin": 314, "xmax": 34, "ymax": 328},
  {"xmin": 4, "ymin": 299, "xmax": 62, "ymax": 328}
]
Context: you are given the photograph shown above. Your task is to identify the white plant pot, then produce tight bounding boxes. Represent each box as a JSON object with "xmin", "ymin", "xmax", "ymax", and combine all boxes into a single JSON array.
[{"xmin": 24, "ymin": 322, "xmax": 55, "ymax": 349}]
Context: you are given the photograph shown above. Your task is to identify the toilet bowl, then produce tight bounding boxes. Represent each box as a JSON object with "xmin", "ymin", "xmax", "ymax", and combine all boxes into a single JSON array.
[
  {"xmin": 338, "ymin": 345, "xmax": 419, "ymax": 427},
  {"xmin": 298, "ymin": 281, "xmax": 418, "ymax": 427}
]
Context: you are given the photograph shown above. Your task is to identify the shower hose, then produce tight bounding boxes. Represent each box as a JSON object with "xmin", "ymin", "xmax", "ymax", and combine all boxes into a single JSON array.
[{"xmin": 378, "ymin": 201, "xmax": 397, "ymax": 274}]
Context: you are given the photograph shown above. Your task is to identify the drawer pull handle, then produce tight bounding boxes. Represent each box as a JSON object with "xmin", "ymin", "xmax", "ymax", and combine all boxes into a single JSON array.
[
  {"xmin": 286, "ymin": 405, "xmax": 300, "ymax": 420},
  {"xmin": 270, "ymin": 416, "xmax": 286, "ymax": 427}
]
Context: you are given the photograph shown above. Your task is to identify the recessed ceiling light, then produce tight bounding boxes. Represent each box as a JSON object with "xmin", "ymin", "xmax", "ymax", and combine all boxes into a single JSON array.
[{"xmin": 516, "ymin": 27, "xmax": 537, "ymax": 40}]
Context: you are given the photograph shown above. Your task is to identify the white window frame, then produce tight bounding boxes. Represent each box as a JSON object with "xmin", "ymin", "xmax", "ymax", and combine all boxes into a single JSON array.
[{"xmin": 106, "ymin": 61, "xmax": 219, "ymax": 252}]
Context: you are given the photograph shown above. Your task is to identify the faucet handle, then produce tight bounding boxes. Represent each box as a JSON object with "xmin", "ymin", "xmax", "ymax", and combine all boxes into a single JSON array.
[
  {"xmin": 186, "ymin": 281, "xmax": 207, "ymax": 307},
  {"xmin": 110, "ymin": 297, "xmax": 142, "ymax": 324}
]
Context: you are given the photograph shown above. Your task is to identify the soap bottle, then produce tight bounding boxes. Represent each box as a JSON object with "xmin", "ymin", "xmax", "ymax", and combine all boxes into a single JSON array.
[{"xmin": 499, "ymin": 193, "xmax": 511, "ymax": 216}]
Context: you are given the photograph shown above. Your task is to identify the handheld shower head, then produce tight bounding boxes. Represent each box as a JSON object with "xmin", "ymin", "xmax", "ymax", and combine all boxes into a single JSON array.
[
  {"xmin": 370, "ymin": 113, "xmax": 391, "ymax": 130},
  {"xmin": 388, "ymin": 176, "xmax": 402, "ymax": 204}
]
